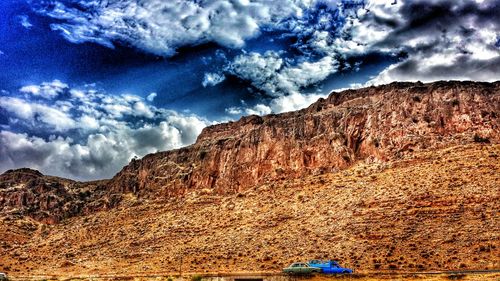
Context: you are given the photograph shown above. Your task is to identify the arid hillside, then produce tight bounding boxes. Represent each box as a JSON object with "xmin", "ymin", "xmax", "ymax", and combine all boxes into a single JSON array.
[
  {"xmin": 0, "ymin": 143, "xmax": 498, "ymax": 275},
  {"xmin": 0, "ymin": 81, "xmax": 499, "ymax": 276}
]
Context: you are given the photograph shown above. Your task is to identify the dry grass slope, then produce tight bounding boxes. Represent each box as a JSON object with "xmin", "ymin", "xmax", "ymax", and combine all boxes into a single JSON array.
[{"xmin": 1, "ymin": 143, "xmax": 498, "ymax": 276}]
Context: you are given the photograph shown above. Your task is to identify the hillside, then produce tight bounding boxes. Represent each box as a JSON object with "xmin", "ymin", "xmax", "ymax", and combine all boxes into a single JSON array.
[
  {"xmin": 1, "ymin": 144, "xmax": 498, "ymax": 275},
  {"xmin": 0, "ymin": 81, "xmax": 499, "ymax": 275}
]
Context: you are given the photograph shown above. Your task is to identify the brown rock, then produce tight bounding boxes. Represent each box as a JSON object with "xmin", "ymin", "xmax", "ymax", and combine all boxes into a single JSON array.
[{"xmin": 109, "ymin": 81, "xmax": 500, "ymax": 197}]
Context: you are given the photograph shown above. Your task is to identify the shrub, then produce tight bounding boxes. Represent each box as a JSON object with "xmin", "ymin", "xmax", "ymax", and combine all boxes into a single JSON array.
[
  {"xmin": 473, "ymin": 134, "xmax": 490, "ymax": 143},
  {"xmin": 191, "ymin": 275, "xmax": 202, "ymax": 281},
  {"xmin": 198, "ymin": 150, "xmax": 208, "ymax": 160},
  {"xmin": 447, "ymin": 274, "xmax": 465, "ymax": 280}
]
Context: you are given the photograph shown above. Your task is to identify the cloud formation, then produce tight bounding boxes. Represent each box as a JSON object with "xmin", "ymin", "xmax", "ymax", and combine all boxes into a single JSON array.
[
  {"xmin": 19, "ymin": 79, "xmax": 69, "ymax": 99},
  {"xmin": 17, "ymin": 15, "xmax": 33, "ymax": 29},
  {"xmin": 366, "ymin": 0, "xmax": 500, "ymax": 84},
  {"xmin": 226, "ymin": 91, "xmax": 327, "ymax": 116},
  {"xmin": 226, "ymin": 0, "xmax": 500, "ymax": 114},
  {"xmin": 229, "ymin": 51, "xmax": 338, "ymax": 96},
  {"xmin": 32, "ymin": 0, "xmax": 499, "ymax": 84},
  {"xmin": 33, "ymin": 0, "xmax": 309, "ymax": 56},
  {"xmin": 202, "ymin": 72, "xmax": 226, "ymax": 87},
  {"xmin": 0, "ymin": 82, "xmax": 210, "ymax": 180}
]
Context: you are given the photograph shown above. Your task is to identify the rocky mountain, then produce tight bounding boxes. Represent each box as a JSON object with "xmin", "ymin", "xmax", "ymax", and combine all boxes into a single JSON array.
[
  {"xmin": 0, "ymin": 80, "xmax": 498, "ymax": 275},
  {"xmin": 0, "ymin": 168, "xmax": 117, "ymax": 224},
  {"xmin": 109, "ymin": 80, "xmax": 499, "ymax": 197}
]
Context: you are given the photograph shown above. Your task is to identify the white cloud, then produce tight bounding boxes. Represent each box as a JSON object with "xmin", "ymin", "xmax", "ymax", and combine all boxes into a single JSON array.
[
  {"xmin": 19, "ymin": 79, "xmax": 68, "ymax": 99},
  {"xmin": 239, "ymin": 103, "xmax": 273, "ymax": 116},
  {"xmin": 229, "ymin": 51, "xmax": 338, "ymax": 96},
  {"xmin": 227, "ymin": 49, "xmax": 339, "ymax": 116},
  {"xmin": 279, "ymin": 56, "xmax": 338, "ymax": 89},
  {"xmin": 79, "ymin": 115, "xmax": 100, "ymax": 130},
  {"xmin": 230, "ymin": 51, "xmax": 284, "ymax": 96},
  {"xmin": 202, "ymin": 72, "xmax": 226, "ymax": 87},
  {"xmin": 36, "ymin": 0, "xmax": 310, "ymax": 56},
  {"xmin": 0, "ymin": 81, "xmax": 211, "ymax": 180},
  {"xmin": 146, "ymin": 92, "xmax": 157, "ymax": 102},
  {"xmin": 0, "ymin": 97, "xmax": 76, "ymax": 131},
  {"xmin": 133, "ymin": 101, "xmax": 154, "ymax": 118},
  {"xmin": 268, "ymin": 91, "xmax": 326, "ymax": 113},
  {"xmin": 18, "ymin": 15, "xmax": 33, "ymax": 29},
  {"xmin": 225, "ymin": 107, "xmax": 243, "ymax": 115},
  {"xmin": 226, "ymin": 91, "xmax": 327, "ymax": 116}
]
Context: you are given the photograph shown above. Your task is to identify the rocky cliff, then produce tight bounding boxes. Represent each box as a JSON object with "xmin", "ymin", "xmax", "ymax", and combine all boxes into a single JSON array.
[
  {"xmin": 1, "ymin": 81, "xmax": 499, "ymax": 222},
  {"xmin": 109, "ymin": 81, "xmax": 500, "ymax": 197},
  {"xmin": 0, "ymin": 168, "xmax": 116, "ymax": 224}
]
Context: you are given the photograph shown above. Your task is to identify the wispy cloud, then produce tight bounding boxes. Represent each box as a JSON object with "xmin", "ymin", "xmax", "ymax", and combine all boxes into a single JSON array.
[
  {"xmin": 17, "ymin": 15, "xmax": 33, "ymax": 29},
  {"xmin": 202, "ymin": 72, "xmax": 226, "ymax": 87}
]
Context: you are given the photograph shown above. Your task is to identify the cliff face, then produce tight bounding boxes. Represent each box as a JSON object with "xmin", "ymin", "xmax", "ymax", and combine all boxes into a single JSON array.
[
  {"xmin": 109, "ymin": 81, "xmax": 500, "ymax": 197},
  {"xmin": 0, "ymin": 168, "xmax": 116, "ymax": 224},
  {"xmin": 1, "ymin": 81, "xmax": 499, "ymax": 220}
]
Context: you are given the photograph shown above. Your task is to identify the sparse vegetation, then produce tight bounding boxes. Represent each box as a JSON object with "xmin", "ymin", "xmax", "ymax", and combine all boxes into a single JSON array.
[
  {"xmin": 1, "ymin": 144, "xmax": 499, "ymax": 275},
  {"xmin": 473, "ymin": 134, "xmax": 490, "ymax": 143},
  {"xmin": 191, "ymin": 275, "xmax": 202, "ymax": 281}
]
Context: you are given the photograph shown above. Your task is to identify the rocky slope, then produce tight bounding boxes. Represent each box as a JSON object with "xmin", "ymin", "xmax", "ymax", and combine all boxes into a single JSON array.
[
  {"xmin": 109, "ymin": 81, "xmax": 500, "ymax": 197},
  {"xmin": 0, "ymin": 80, "xmax": 499, "ymax": 275},
  {"xmin": 0, "ymin": 168, "xmax": 117, "ymax": 224},
  {"xmin": 0, "ymin": 144, "xmax": 498, "ymax": 275}
]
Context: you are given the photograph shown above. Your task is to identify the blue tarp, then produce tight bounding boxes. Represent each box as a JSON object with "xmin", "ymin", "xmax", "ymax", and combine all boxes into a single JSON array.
[{"xmin": 307, "ymin": 260, "xmax": 353, "ymax": 274}]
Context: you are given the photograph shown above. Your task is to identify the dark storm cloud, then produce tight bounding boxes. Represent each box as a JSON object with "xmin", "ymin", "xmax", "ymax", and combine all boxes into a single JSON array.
[
  {"xmin": 376, "ymin": 0, "xmax": 500, "ymax": 47},
  {"xmin": 366, "ymin": 0, "xmax": 500, "ymax": 84}
]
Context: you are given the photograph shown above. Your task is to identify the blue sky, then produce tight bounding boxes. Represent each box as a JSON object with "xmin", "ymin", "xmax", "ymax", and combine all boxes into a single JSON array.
[{"xmin": 0, "ymin": 0, "xmax": 499, "ymax": 180}]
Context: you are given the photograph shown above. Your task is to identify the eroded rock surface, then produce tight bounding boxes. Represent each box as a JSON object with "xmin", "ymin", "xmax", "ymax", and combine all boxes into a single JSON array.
[
  {"xmin": 109, "ymin": 81, "xmax": 500, "ymax": 197},
  {"xmin": 0, "ymin": 168, "xmax": 116, "ymax": 223}
]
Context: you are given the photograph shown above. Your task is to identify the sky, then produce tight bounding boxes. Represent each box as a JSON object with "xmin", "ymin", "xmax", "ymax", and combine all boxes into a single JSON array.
[{"xmin": 0, "ymin": 0, "xmax": 499, "ymax": 180}]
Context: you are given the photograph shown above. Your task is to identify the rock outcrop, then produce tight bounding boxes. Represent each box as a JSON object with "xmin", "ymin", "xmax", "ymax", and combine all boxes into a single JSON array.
[
  {"xmin": 0, "ymin": 168, "xmax": 116, "ymax": 223},
  {"xmin": 109, "ymin": 81, "xmax": 500, "ymax": 197}
]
